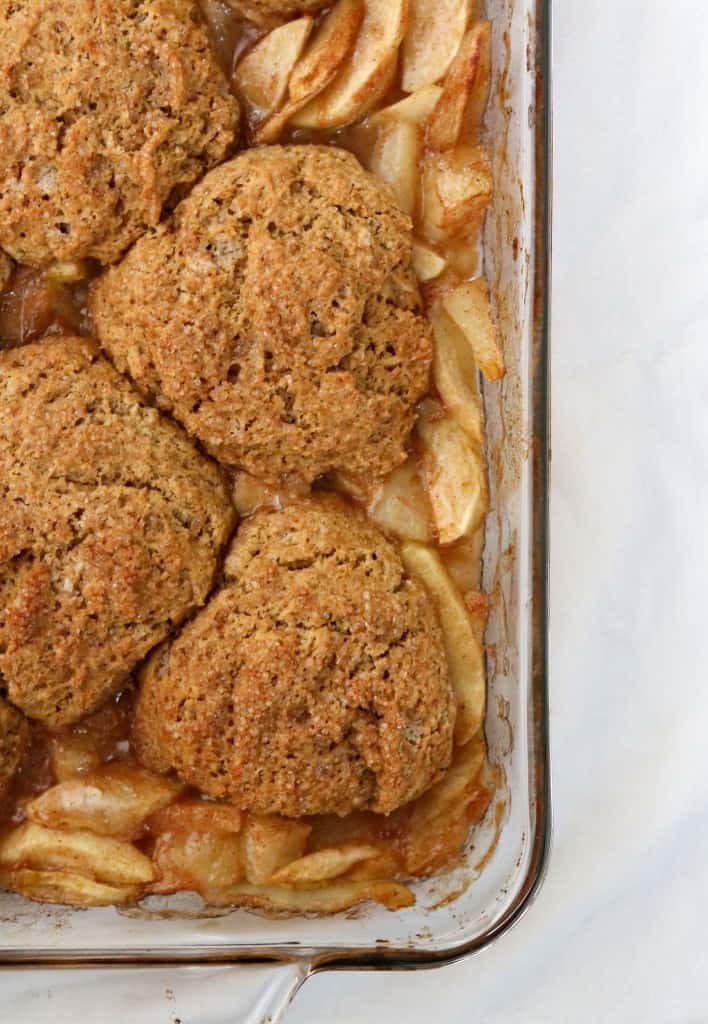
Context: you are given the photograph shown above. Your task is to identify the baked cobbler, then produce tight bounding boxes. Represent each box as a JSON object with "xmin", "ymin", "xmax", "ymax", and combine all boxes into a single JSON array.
[{"xmin": 0, "ymin": 0, "xmax": 505, "ymax": 914}]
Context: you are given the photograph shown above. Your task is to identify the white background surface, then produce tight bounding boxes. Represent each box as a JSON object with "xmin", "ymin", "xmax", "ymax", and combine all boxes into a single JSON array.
[
  {"xmin": 289, "ymin": 1, "xmax": 708, "ymax": 1020},
  {"xmin": 2, "ymin": 2, "xmax": 707, "ymax": 1022}
]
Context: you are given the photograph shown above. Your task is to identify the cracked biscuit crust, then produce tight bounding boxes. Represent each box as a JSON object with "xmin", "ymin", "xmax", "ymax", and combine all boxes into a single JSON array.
[
  {"xmin": 90, "ymin": 146, "xmax": 433, "ymax": 484},
  {"xmin": 133, "ymin": 498, "xmax": 455, "ymax": 817},
  {"xmin": 0, "ymin": 698, "xmax": 30, "ymax": 798},
  {"xmin": 0, "ymin": 337, "xmax": 235, "ymax": 729},
  {"xmin": 0, "ymin": 0, "xmax": 239, "ymax": 266}
]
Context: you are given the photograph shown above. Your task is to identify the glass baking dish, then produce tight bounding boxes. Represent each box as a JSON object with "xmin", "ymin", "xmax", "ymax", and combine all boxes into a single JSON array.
[{"xmin": 0, "ymin": 1, "xmax": 550, "ymax": 1019}]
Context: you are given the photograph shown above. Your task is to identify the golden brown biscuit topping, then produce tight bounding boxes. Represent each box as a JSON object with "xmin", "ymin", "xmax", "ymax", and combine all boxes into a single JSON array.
[
  {"xmin": 134, "ymin": 498, "xmax": 455, "ymax": 817},
  {"xmin": 90, "ymin": 145, "xmax": 433, "ymax": 484},
  {"xmin": 0, "ymin": 337, "xmax": 235, "ymax": 728},
  {"xmin": 0, "ymin": 0, "xmax": 239, "ymax": 266}
]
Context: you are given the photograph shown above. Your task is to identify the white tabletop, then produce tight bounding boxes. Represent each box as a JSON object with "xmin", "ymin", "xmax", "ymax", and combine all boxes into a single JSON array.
[
  {"xmin": 3, "ymin": 2, "xmax": 706, "ymax": 1021},
  {"xmin": 290, "ymin": 1, "xmax": 708, "ymax": 1020}
]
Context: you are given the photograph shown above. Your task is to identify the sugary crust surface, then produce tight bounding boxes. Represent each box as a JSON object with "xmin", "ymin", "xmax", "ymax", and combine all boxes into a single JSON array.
[
  {"xmin": 133, "ymin": 498, "xmax": 455, "ymax": 817},
  {"xmin": 0, "ymin": 698, "xmax": 30, "ymax": 798},
  {"xmin": 0, "ymin": 0, "xmax": 239, "ymax": 266},
  {"xmin": 0, "ymin": 337, "xmax": 235, "ymax": 729},
  {"xmin": 90, "ymin": 146, "xmax": 433, "ymax": 484}
]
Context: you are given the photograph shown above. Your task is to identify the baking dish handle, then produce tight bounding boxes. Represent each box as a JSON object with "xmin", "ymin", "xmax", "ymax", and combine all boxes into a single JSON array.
[{"xmin": 1, "ymin": 961, "xmax": 311, "ymax": 1023}]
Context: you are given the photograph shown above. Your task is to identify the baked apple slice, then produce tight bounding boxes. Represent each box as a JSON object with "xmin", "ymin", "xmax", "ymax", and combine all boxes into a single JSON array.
[
  {"xmin": 401, "ymin": 542, "xmax": 486, "ymax": 744},
  {"xmin": 401, "ymin": 0, "xmax": 474, "ymax": 93},
  {"xmin": 427, "ymin": 21, "xmax": 492, "ymax": 151},
  {"xmin": 256, "ymin": 0, "xmax": 364, "ymax": 142},
  {"xmin": 429, "ymin": 303, "xmax": 485, "ymax": 446},
  {"xmin": 417, "ymin": 398, "xmax": 488, "ymax": 545},
  {"xmin": 369, "ymin": 84, "xmax": 442, "ymax": 127},
  {"xmin": 292, "ymin": 0, "xmax": 408, "ymax": 130},
  {"xmin": 412, "ymin": 239, "xmax": 447, "ymax": 282},
  {"xmin": 368, "ymin": 120, "xmax": 422, "ymax": 216},
  {"xmin": 369, "ymin": 458, "xmax": 432, "ymax": 543},
  {"xmin": 419, "ymin": 144, "xmax": 493, "ymax": 242},
  {"xmin": 233, "ymin": 16, "xmax": 314, "ymax": 121},
  {"xmin": 443, "ymin": 278, "xmax": 505, "ymax": 381}
]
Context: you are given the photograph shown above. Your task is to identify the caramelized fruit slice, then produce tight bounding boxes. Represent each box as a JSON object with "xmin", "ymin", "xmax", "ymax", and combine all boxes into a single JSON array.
[
  {"xmin": 427, "ymin": 21, "xmax": 492, "ymax": 151},
  {"xmin": 443, "ymin": 278, "xmax": 505, "ymax": 381},
  {"xmin": 401, "ymin": 0, "xmax": 474, "ymax": 93},
  {"xmin": 270, "ymin": 843, "xmax": 380, "ymax": 885},
  {"xmin": 233, "ymin": 16, "xmax": 314, "ymax": 121},
  {"xmin": 292, "ymin": 0, "xmax": 408, "ymax": 130},
  {"xmin": 400, "ymin": 542, "xmax": 486, "ymax": 743},
  {"xmin": 417, "ymin": 399, "xmax": 488, "ymax": 545}
]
